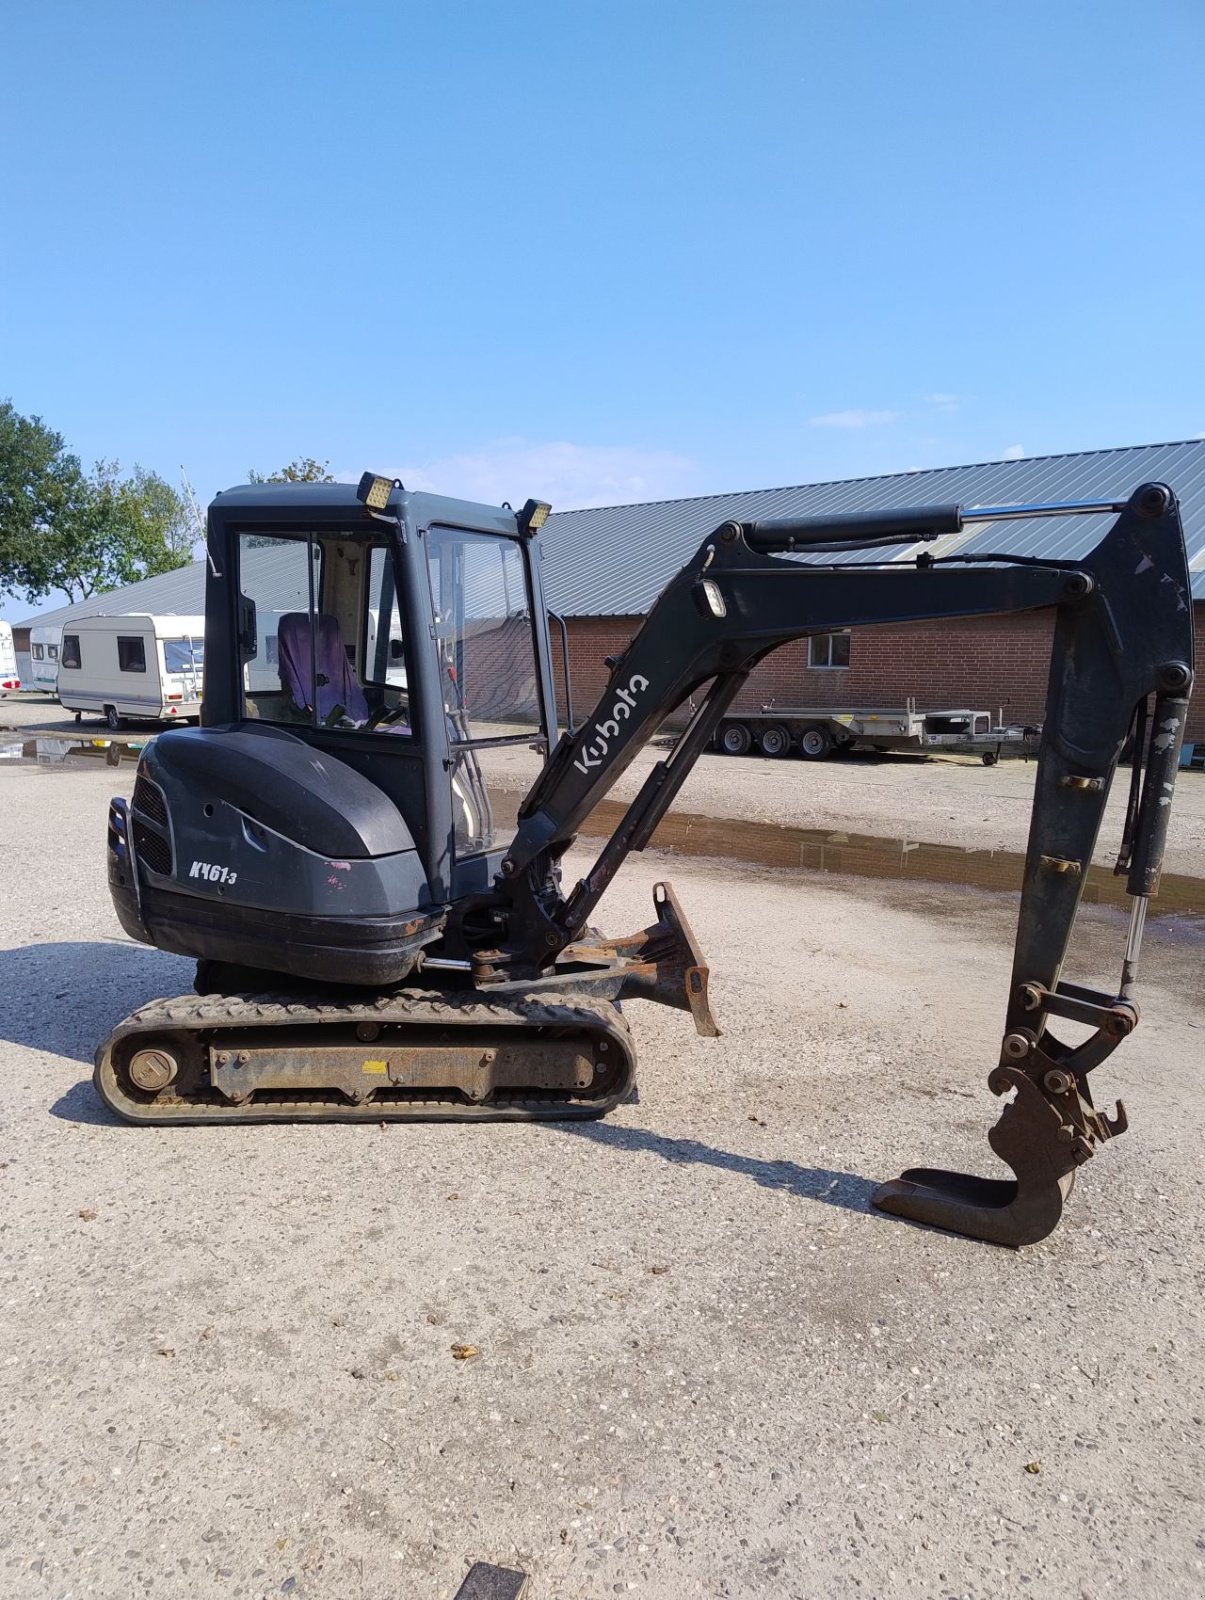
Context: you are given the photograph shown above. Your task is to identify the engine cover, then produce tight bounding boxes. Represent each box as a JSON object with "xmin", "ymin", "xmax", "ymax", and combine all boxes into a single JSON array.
[{"xmin": 108, "ymin": 724, "xmax": 441, "ymax": 986}]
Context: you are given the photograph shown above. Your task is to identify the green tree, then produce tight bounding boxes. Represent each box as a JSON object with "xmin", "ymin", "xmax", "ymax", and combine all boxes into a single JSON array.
[
  {"xmin": 248, "ymin": 457, "xmax": 335, "ymax": 483},
  {"xmin": 0, "ymin": 399, "xmax": 194, "ymax": 604},
  {"xmin": 0, "ymin": 401, "xmax": 82, "ymax": 594},
  {"xmin": 49, "ymin": 461, "xmax": 194, "ymax": 602}
]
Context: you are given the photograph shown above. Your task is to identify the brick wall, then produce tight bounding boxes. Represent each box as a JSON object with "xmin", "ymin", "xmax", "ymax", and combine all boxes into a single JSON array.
[{"xmin": 562, "ymin": 604, "xmax": 1205, "ymax": 741}]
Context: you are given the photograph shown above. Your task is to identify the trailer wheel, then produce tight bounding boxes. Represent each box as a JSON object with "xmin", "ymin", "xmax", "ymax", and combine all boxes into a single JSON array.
[
  {"xmin": 719, "ymin": 722, "xmax": 752, "ymax": 756},
  {"xmin": 105, "ymin": 705, "xmax": 122, "ymax": 731},
  {"xmin": 799, "ymin": 725, "xmax": 834, "ymax": 761},
  {"xmin": 758, "ymin": 723, "xmax": 792, "ymax": 758},
  {"xmin": 981, "ymin": 750, "xmax": 998, "ymax": 767}
]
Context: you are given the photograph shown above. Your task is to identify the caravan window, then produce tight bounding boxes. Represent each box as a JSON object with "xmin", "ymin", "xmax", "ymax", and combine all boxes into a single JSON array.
[
  {"xmin": 31, "ymin": 644, "xmax": 44, "ymax": 661},
  {"xmin": 48, "ymin": 642, "xmax": 58, "ymax": 659},
  {"xmin": 118, "ymin": 636, "xmax": 147, "ymax": 673},
  {"xmin": 163, "ymin": 639, "xmax": 204, "ymax": 674},
  {"xmin": 61, "ymin": 635, "xmax": 81, "ymax": 669}
]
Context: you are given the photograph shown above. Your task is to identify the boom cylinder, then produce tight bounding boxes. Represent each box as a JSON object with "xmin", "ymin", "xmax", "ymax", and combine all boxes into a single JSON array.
[
  {"xmin": 1126, "ymin": 682, "xmax": 1194, "ymax": 898},
  {"xmin": 739, "ymin": 504, "xmax": 963, "ymax": 552}
]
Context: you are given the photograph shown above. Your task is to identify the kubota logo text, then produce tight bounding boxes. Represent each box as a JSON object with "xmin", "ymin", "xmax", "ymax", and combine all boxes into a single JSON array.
[{"xmin": 573, "ymin": 673, "xmax": 650, "ymax": 774}]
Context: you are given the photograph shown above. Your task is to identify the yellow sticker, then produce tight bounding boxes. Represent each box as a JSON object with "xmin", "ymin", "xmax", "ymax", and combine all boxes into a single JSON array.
[{"xmin": 361, "ymin": 1059, "xmax": 389, "ymax": 1075}]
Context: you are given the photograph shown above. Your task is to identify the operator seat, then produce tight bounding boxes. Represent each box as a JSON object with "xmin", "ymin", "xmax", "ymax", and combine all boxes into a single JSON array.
[{"xmin": 278, "ymin": 612, "xmax": 370, "ymax": 724}]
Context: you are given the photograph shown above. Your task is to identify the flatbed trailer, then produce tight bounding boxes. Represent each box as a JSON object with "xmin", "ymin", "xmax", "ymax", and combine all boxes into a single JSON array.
[{"xmin": 711, "ymin": 701, "xmax": 1037, "ymax": 763}]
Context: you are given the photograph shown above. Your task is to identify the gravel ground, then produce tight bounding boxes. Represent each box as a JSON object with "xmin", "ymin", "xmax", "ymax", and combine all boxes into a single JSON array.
[
  {"xmin": 4, "ymin": 695, "xmax": 1202, "ymax": 875},
  {"xmin": 1, "ymin": 755, "xmax": 1203, "ymax": 1599}
]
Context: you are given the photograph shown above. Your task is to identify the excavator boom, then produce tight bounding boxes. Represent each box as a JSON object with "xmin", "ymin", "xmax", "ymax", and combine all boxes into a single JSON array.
[{"xmin": 476, "ymin": 481, "xmax": 1194, "ymax": 1244}]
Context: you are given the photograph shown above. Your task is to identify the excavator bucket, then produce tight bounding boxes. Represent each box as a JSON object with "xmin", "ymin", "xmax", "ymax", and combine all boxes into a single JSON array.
[{"xmin": 872, "ymin": 1065, "xmax": 1124, "ymax": 1248}]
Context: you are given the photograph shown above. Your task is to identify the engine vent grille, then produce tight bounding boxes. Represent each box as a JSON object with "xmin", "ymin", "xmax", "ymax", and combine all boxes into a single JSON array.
[
  {"xmin": 133, "ymin": 821, "xmax": 173, "ymax": 877},
  {"xmin": 133, "ymin": 776, "xmax": 168, "ymax": 825}
]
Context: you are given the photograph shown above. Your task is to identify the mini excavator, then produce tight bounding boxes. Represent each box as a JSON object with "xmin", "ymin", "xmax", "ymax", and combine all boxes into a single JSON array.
[{"xmin": 97, "ymin": 474, "xmax": 1195, "ymax": 1246}]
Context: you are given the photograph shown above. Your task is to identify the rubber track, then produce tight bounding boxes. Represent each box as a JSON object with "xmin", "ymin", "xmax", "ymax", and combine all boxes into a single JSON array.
[{"xmin": 94, "ymin": 987, "xmax": 635, "ymax": 1125}]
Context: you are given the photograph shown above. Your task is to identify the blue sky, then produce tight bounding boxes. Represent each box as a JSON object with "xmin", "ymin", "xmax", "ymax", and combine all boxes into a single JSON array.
[{"xmin": 3, "ymin": 0, "xmax": 1204, "ymax": 621}]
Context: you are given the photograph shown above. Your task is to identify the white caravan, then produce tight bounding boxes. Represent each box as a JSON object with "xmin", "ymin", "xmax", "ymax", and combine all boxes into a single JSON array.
[
  {"xmin": 28, "ymin": 623, "xmax": 62, "ymax": 694},
  {"xmin": 57, "ymin": 614, "xmax": 205, "ymax": 729},
  {"xmin": 0, "ymin": 622, "xmax": 19, "ymax": 695}
]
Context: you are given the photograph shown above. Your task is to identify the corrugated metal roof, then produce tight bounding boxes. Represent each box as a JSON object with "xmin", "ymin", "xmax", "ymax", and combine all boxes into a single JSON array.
[
  {"xmin": 18, "ymin": 558, "xmax": 208, "ymax": 631},
  {"xmin": 18, "ymin": 438, "xmax": 1205, "ymax": 631},
  {"xmin": 538, "ymin": 439, "xmax": 1205, "ymax": 614}
]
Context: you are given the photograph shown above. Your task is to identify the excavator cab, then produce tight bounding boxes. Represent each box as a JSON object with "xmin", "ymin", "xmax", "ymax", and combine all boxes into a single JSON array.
[{"xmin": 108, "ymin": 477, "xmax": 560, "ymax": 986}]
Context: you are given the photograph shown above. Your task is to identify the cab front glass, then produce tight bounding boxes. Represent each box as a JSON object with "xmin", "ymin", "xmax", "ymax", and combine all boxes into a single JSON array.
[{"xmin": 234, "ymin": 530, "xmax": 413, "ymax": 737}]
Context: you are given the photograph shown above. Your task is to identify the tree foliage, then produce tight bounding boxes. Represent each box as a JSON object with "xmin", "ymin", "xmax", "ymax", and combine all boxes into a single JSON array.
[
  {"xmin": 0, "ymin": 400, "xmax": 194, "ymax": 604},
  {"xmin": 0, "ymin": 402, "xmax": 78, "ymax": 594},
  {"xmin": 248, "ymin": 457, "xmax": 335, "ymax": 484}
]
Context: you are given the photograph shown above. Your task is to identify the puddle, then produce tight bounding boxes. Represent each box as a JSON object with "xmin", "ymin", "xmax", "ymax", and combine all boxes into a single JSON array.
[
  {"xmin": 2, "ymin": 740, "xmax": 1198, "ymax": 918},
  {"xmin": 0, "ymin": 737, "xmax": 144, "ymax": 768},
  {"xmin": 567, "ymin": 795, "xmax": 1205, "ymax": 919}
]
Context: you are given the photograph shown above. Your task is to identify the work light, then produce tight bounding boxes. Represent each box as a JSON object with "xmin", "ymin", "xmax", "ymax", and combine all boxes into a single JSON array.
[
  {"xmin": 518, "ymin": 498, "xmax": 552, "ymax": 535},
  {"xmin": 356, "ymin": 472, "xmax": 398, "ymax": 511},
  {"xmin": 694, "ymin": 578, "xmax": 727, "ymax": 618}
]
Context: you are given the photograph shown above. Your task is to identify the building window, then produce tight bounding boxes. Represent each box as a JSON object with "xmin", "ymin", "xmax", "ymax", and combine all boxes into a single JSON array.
[
  {"xmin": 61, "ymin": 635, "xmax": 81, "ymax": 669},
  {"xmin": 118, "ymin": 636, "xmax": 147, "ymax": 673},
  {"xmin": 809, "ymin": 630, "xmax": 851, "ymax": 669},
  {"xmin": 31, "ymin": 644, "xmax": 44, "ymax": 661}
]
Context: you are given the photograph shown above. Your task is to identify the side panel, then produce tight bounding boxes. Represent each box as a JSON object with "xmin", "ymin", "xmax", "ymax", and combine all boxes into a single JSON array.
[{"xmin": 112, "ymin": 726, "xmax": 438, "ymax": 984}]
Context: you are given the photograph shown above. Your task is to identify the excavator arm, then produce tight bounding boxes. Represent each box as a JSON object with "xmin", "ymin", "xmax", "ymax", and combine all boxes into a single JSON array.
[{"xmin": 483, "ymin": 482, "xmax": 1194, "ymax": 1245}]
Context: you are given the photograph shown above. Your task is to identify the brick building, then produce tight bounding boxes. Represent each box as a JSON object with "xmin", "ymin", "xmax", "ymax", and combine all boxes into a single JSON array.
[{"xmin": 538, "ymin": 440, "xmax": 1205, "ymax": 742}]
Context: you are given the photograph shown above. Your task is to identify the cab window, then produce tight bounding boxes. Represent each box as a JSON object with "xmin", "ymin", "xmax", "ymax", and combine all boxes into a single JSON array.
[
  {"xmin": 425, "ymin": 527, "xmax": 539, "ymax": 743},
  {"xmin": 237, "ymin": 532, "xmax": 409, "ymax": 735},
  {"xmin": 363, "ymin": 546, "xmax": 408, "ymax": 692}
]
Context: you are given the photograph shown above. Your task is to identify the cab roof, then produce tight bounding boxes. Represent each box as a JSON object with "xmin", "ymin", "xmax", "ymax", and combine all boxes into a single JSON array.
[{"xmin": 211, "ymin": 481, "xmax": 525, "ymax": 540}]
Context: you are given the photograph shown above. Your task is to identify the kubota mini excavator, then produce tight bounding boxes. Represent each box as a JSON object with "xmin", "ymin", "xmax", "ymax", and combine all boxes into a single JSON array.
[{"xmin": 97, "ymin": 474, "xmax": 1195, "ymax": 1246}]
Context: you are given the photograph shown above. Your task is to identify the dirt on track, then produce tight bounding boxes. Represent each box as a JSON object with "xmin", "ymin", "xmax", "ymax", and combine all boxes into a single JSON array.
[{"xmin": 1, "ymin": 755, "xmax": 1203, "ymax": 1599}]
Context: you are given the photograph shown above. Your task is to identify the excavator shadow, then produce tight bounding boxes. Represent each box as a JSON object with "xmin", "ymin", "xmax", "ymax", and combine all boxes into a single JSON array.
[
  {"xmin": 49, "ymin": 1079, "xmax": 117, "ymax": 1126},
  {"xmin": 556, "ymin": 1119, "xmax": 884, "ymax": 1219},
  {"xmin": 0, "ymin": 940, "xmax": 193, "ymax": 1119}
]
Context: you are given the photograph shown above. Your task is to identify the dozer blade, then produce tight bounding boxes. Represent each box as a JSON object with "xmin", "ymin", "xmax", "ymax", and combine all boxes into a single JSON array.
[
  {"xmin": 554, "ymin": 881, "xmax": 720, "ymax": 1037},
  {"xmin": 94, "ymin": 989, "xmax": 635, "ymax": 1125},
  {"xmin": 872, "ymin": 1063, "xmax": 1125, "ymax": 1248}
]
